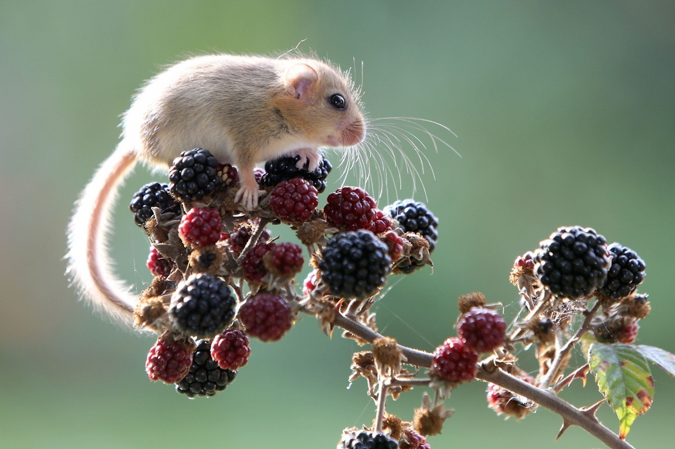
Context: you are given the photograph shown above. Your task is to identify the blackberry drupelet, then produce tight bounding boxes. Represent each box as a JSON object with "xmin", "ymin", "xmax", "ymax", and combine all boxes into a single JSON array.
[
  {"xmin": 168, "ymin": 148, "xmax": 220, "ymax": 201},
  {"xmin": 175, "ymin": 339, "xmax": 237, "ymax": 398},
  {"xmin": 169, "ymin": 274, "xmax": 236, "ymax": 338},
  {"xmin": 342, "ymin": 431, "xmax": 399, "ymax": 449},
  {"xmin": 129, "ymin": 182, "xmax": 181, "ymax": 227},
  {"xmin": 260, "ymin": 154, "xmax": 332, "ymax": 193},
  {"xmin": 532, "ymin": 226, "xmax": 611, "ymax": 300},
  {"xmin": 384, "ymin": 200, "xmax": 439, "ymax": 252},
  {"xmin": 318, "ymin": 230, "xmax": 391, "ymax": 299},
  {"xmin": 599, "ymin": 243, "xmax": 646, "ymax": 300}
]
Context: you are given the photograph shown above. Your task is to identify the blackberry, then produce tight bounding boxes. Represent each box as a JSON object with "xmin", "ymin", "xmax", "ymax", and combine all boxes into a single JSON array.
[
  {"xmin": 129, "ymin": 182, "xmax": 180, "ymax": 227},
  {"xmin": 431, "ymin": 337, "xmax": 478, "ymax": 385},
  {"xmin": 401, "ymin": 428, "xmax": 431, "ymax": 449},
  {"xmin": 269, "ymin": 178, "xmax": 319, "ymax": 223},
  {"xmin": 384, "ymin": 200, "xmax": 438, "ymax": 252},
  {"xmin": 532, "ymin": 226, "xmax": 611, "ymax": 300},
  {"xmin": 319, "ymin": 230, "xmax": 391, "ymax": 299},
  {"xmin": 262, "ymin": 242, "xmax": 304, "ymax": 279},
  {"xmin": 169, "ymin": 148, "xmax": 220, "ymax": 201},
  {"xmin": 341, "ymin": 431, "xmax": 399, "ymax": 449},
  {"xmin": 179, "ymin": 207, "xmax": 222, "ymax": 247},
  {"xmin": 260, "ymin": 154, "xmax": 332, "ymax": 193},
  {"xmin": 147, "ymin": 246, "xmax": 174, "ymax": 278},
  {"xmin": 211, "ymin": 329, "xmax": 251, "ymax": 370},
  {"xmin": 457, "ymin": 308, "xmax": 506, "ymax": 353},
  {"xmin": 175, "ymin": 339, "xmax": 237, "ymax": 398},
  {"xmin": 487, "ymin": 374, "xmax": 535, "ymax": 420},
  {"xmin": 169, "ymin": 274, "xmax": 236, "ymax": 338},
  {"xmin": 238, "ymin": 292, "xmax": 294, "ymax": 342},
  {"xmin": 241, "ymin": 242, "xmax": 273, "ymax": 283},
  {"xmin": 225, "ymin": 224, "xmax": 271, "ymax": 258},
  {"xmin": 599, "ymin": 243, "xmax": 646, "ymax": 300},
  {"xmin": 324, "ymin": 187, "xmax": 378, "ymax": 231},
  {"xmin": 145, "ymin": 336, "xmax": 194, "ymax": 384},
  {"xmin": 370, "ymin": 210, "xmax": 393, "ymax": 234}
]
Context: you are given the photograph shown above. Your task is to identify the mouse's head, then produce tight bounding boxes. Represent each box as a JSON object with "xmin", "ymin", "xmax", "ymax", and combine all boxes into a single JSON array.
[{"xmin": 275, "ymin": 59, "xmax": 366, "ymax": 148}]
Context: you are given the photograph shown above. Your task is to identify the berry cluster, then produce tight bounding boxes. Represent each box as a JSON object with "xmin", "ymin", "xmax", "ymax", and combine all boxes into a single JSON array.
[{"xmin": 128, "ymin": 144, "xmax": 441, "ymax": 411}]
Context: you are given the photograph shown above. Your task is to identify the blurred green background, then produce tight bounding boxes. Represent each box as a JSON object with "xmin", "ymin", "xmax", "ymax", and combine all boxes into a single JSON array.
[{"xmin": 1, "ymin": 1, "xmax": 674, "ymax": 448}]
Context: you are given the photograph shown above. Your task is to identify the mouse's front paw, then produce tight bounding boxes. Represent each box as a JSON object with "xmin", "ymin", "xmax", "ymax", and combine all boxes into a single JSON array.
[
  {"xmin": 234, "ymin": 184, "xmax": 260, "ymax": 210},
  {"xmin": 293, "ymin": 148, "xmax": 322, "ymax": 172}
]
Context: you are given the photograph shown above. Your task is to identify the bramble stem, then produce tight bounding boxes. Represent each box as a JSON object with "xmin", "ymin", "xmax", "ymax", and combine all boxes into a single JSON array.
[
  {"xmin": 236, "ymin": 217, "xmax": 271, "ymax": 263},
  {"xmin": 374, "ymin": 378, "xmax": 389, "ymax": 433},
  {"xmin": 330, "ymin": 310, "xmax": 634, "ymax": 449},
  {"xmin": 539, "ymin": 300, "xmax": 601, "ymax": 389}
]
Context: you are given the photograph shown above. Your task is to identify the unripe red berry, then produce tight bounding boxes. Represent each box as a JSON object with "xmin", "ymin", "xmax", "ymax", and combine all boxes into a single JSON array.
[
  {"xmin": 431, "ymin": 337, "xmax": 478, "ymax": 384},
  {"xmin": 211, "ymin": 329, "xmax": 251, "ymax": 370},
  {"xmin": 179, "ymin": 207, "xmax": 222, "ymax": 247},
  {"xmin": 457, "ymin": 308, "xmax": 506, "ymax": 353}
]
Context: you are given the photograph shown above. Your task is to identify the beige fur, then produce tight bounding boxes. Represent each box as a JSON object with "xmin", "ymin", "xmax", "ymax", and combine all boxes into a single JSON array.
[{"xmin": 66, "ymin": 53, "xmax": 366, "ymax": 326}]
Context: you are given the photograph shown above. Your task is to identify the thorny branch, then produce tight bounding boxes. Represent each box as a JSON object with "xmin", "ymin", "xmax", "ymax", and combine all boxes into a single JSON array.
[{"xmin": 329, "ymin": 309, "xmax": 635, "ymax": 449}]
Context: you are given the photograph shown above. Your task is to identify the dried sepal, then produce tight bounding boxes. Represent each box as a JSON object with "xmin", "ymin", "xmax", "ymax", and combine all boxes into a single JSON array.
[
  {"xmin": 457, "ymin": 292, "xmax": 486, "ymax": 314},
  {"xmin": 349, "ymin": 351, "xmax": 378, "ymax": 396},
  {"xmin": 188, "ymin": 245, "xmax": 223, "ymax": 274},
  {"xmin": 413, "ymin": 392, "xmax": 453, "ymax": 436},
  {"xmin": 379, "ymin": 414, "xmax": 404, "ymax": 441},
  {"xmin": 372, "ymin": 337, "xmax": 405, "ymax": 377}
]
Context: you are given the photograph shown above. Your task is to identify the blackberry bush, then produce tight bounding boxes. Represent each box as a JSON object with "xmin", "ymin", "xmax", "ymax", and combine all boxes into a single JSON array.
[{"xmin": 84, "ymin": 133, "xmax": 665, "ymax": 449}]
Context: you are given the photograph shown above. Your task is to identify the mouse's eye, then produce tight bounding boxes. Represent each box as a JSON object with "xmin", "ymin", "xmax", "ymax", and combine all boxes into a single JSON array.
[{"xmin": 329, "ymin": 94, "xmax": 346, "ymax": 109}]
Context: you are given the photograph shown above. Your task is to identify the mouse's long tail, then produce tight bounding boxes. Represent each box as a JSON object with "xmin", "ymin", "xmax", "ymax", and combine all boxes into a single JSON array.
[{"xmin": 66, "ymin": 142, "xmax": 138, "ymax": 326}]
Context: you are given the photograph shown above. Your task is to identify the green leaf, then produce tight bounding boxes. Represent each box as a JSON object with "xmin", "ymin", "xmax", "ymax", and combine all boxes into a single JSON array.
[
  {"xmin": 588, "ymin": 343, "xmax": 654, "ymax": 440},
  {"xmin": 635, "ymin": 345, "xmax": 675, "ymax": 377}
]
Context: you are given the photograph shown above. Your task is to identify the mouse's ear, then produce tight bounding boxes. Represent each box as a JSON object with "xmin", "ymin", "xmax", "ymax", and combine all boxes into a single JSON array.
[{"xmin": 284, "ymin": 63, "xmax": 318, "ymax": 99}]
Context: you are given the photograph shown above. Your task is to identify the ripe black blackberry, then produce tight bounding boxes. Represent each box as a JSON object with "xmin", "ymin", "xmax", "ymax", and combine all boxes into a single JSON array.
[
  {"xmin": 384, "ymin": 200, "xmax": 439, "ymax": 251},
  {"xmin": 129, "ymin": 182, "xmax": 181, "ymax": 227},
  {"xmin": 598, "ymin": 243, "xmax": 646, "ymax": 300},
  {"xmin": 532, "ymin": 226, "xmax": 611, "ymax": 300},
  {"xmin": 168, "ymin": 148, "xmax": 221, "ymax": 201},
  {"xmin": 175, "ymin": 339, "xmax": 237, "ymax": 398},
  {"xmin": 169, "ymin": 274, "xmax": 236, "ymax": 338},
  {"xmin": 260, "ymin": 154, "xmax": 332, "ymax": 193},
  {"xmin": 318, "ymin": 230, "xmax": 391, "ymax": 299},
  {"xmin": 341, "ymin": 431, "xmax": 399, "ymax": 449}
]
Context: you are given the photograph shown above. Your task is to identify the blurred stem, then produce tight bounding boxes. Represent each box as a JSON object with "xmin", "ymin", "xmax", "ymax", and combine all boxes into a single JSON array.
[{"xmin": 331, "ymin": 310, "xmax": 634, "ymax": 449}]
